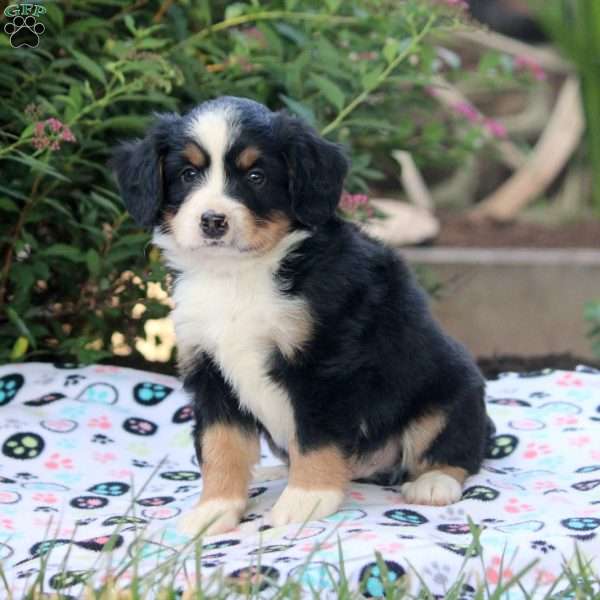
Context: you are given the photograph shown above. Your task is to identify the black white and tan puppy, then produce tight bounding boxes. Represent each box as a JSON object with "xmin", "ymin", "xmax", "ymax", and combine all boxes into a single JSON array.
[{"xmin": 112, "ymin": 96, "xmax": 490, "ymax": 536}]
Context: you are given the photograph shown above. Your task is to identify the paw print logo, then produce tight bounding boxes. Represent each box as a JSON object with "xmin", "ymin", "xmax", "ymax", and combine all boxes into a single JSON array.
[
  {"xmin": 123, "ymin": 417, "xmax": 158, "ymax": 436},
  {"xmin": 172, "ymin": 404, "xmax": 194, "ymax": 424},
  {"xmin": 2, "ymin": 432, "xmax": 45, "ymax": 460},
  {"xmin": 530, "ymin": 539, "xmax": 556, "ymax": 554},
  {"xmin": 561, "ymin": 517, "xmax": 600, "ymax": 531},
  {"xmin": 358, "ymin": 561, "xmax": 406, "ymax": 598},
  {"xmin": 485, "ymin": 434, "xmax": 518, "ymax": 459},
  {"xmin": 49, "ymin": 570, "xmax": 93, "ymax": 590},
  {"xmin": 0, "ymin": 373, "xmax": 24, "ymax": 405},
  {"xmin": 160, "ymin": 470, "xmax": 200, "ymax": 481},
  {"xmin": 227, "ymin": 565, "xmax": 280, "ymax": 593},
  {"xmin": 91, "ymin": 433, "xmax": 113, "ymax": 445},
  {"xmin": 423, "ymin": 561, "xmax": 452, "ymax": 587},
  {"xmin": 462, "ymin": 485, "xmax": 500, "ymax": 502},
  {"xmin": 44, "ymin": 453, "xmax": 74, "ymax": 470},
  {"xmin": 65, "ymin": 374, "xmax": 86, "ymax": 387},
  {"xmin": 383, "ymin": 508, "xmax": 428, "ymax": 526},
  {"xmin": 504, "ymin": 497, "xmax": 535, "ymax": 514},
  {"xmin": 523, "ymin": 442, "xmax": 552, "ymax": 459},
  {"xmin": 437, "ymin": 523, "xmax": 471, "ymax": 535},
  {"xmin": 87, "ymin": 481, "xmax": 130, "ymax": 497},
  {"xmin": 4, "ymin": 15, "xmax": 45, "ymax": 49},
  {"xmin": 69, "ymin": 496, "xmax": 109, "ymax": 510},
  {"xmin": 133, "ymin": 382, "xmax": 173, "ymax": 406}
]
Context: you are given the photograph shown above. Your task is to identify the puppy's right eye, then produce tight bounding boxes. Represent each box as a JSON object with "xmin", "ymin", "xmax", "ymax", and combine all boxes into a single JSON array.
[{"xmin": 181, "ymin": 167, "xmax": 198, "ymax": 183}]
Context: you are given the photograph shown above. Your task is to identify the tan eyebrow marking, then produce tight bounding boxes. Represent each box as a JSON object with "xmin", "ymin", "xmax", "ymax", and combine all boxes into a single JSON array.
[
  {"xmin": 236, "ymin": 146, "xmax": 261, "ymax": 170},
  {"xmin": 182, "ymin": 142, "xmax": 207, "ymax": 168}
]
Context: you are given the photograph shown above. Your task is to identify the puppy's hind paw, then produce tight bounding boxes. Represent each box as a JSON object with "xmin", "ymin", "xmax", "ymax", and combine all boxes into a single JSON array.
[
  {"xmin": 401, "ymin": 471, "xmax": 462, "ymax": 506},
  {"xmin": 177, "ymin": 498, "xmax": 245, "ymax": 537},
  {"xmin": 271, "ymin": 486, "xmax": 344, "ymax": 527}
]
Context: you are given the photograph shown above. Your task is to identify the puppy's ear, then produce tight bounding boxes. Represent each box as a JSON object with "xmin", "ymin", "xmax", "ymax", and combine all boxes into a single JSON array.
[
  {"xmin": 111, "ymin": 114, "xmax": 180, "ymax": 228},
  {"xmin": 274, "ymin": 112, "xmax": 348, "ymax": 227}
]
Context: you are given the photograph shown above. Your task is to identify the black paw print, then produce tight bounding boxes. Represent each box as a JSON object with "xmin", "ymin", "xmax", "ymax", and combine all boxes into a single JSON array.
[
  {"xmin": 4, "ymin": 15, "xmax": 45, "ymax": 49},
  {"xmin": 64, "ymin": 374, "xmax": 86, "ymax": 387},
  {"xmin": 75, "ymin": 517, "xmax": 96, "ymax": 526},
  {"xmin": 91, "ymin": 434, "xmax": 113, "ymax": 445},
  {"xmin": 531, "ymin": 540, "xmax": 556, "ymax": 554},
  {"xmin": 132, "ymin": 459, "xmax": 153, "ymax": 468},
  {"xmin": 34, "ymin": 506, "xmax": 58, "ymax": 513},
  {"xmin": 14, "ymin": 472, "xmax": 37, "ymax": 480}
]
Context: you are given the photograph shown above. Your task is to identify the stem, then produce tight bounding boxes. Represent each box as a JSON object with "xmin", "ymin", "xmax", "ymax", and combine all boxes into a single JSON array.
[
  {"xmin": 0, "ymin": 172, "xmax": 44, "ymax": 307},
  {"xmin": 321, "ymin": 14, "xmax": 435, "ymax": 137},
  {"xmin": 170, "ymin": 11, "xmax": 357, "ymax": 53}
]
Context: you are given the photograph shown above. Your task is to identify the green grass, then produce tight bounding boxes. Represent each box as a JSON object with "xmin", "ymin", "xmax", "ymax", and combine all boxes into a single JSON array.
[
  {"xmin": 1, "ymin": 518, "xmax": 599, "ymax": 599},
  {"xmin": 1, "ymin": 469, "xmax": 598, "ymax": 599}
]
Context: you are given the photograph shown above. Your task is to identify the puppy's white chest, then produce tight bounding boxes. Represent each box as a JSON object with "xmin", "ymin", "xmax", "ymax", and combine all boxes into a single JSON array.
[{"xmin": 173, "ymin": 263, "xmax": 309, "ymax": 448}]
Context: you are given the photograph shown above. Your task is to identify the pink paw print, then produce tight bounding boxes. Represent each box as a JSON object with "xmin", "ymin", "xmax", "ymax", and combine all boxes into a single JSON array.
[
  {"xmin": 486, "ymin": 556, "xmax": 514, "ymax": 584},
  {"xmin": 523, "ymin": 442, "xmax": 552, "ymax": 459},
  {"xmin": 504, "ymin": 497, "xmax": 534, "ymax": 513},
  {"xmin": 44, "ymin": 453, "xmax": 73, "ymax": 470},
  {"xmin": 556, "ymin": 373, "xmax": 583, "ymax": 387},
  {"xmin": 32, "ymin": 492, "xmax": 57, "ymax": 504},
  {"xmin": 87, "ymin": 415, "xmax": 112, "ymax": 430},
  {"xmin": 0, "ymin": 518, "xmax": 14, "ymax": 530},
  {"xmin": 555, "ymin": 415, "xmax": 578, "ymax": 426},
  {"xmin": 350, "ymin": 491, "xmax": 366, "ymax": 501},
  {"xmin": 533, "ymin": 480, "xmax": 557, "ymax": 491},
  {"xmin": 569, "ymin": 435, "xmax": 591, "ymax": 448},
  {"xmin": 375, "ymin": 542, "xmax": 404, "ymax": 553},
  {"xmin": 93, "ymin": 452, "xmax": 116, "ymax": 464}
]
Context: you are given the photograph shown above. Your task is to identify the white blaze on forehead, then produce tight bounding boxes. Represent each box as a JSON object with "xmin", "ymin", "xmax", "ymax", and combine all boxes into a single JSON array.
[{"xmin": 187, "ymin": 106, "xmax": 239, "ymax": 193}]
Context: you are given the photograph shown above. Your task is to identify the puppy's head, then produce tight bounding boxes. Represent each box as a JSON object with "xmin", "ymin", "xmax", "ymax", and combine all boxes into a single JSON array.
[{"xmin": 112, "ymin": 97, "xmax": 348, "ymax": 256}]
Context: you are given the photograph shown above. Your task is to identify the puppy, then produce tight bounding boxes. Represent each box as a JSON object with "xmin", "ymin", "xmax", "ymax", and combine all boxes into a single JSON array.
[{"xmin": 112, "ymin": 96, "xmax": 490, "ymax": 536}]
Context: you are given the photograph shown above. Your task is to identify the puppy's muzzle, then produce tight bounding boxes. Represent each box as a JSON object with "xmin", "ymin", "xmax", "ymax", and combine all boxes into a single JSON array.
[{"xmin": 201, "ymin": 210, "xmax": 228, "ymax": 239}]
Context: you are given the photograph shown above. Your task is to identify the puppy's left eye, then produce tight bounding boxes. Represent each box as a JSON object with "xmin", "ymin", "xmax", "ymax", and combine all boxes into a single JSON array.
[{"xmin": 246, "ymin": 169, "xmax": 265, "ymax": 186}]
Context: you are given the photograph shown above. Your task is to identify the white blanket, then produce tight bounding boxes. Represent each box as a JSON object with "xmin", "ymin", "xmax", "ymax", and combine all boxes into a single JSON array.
[{"xmin": 0, "ymin": 362, "xmax": 599, "ymax": 597}]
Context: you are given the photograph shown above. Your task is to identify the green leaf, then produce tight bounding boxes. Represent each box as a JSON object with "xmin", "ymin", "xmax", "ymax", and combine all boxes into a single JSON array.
[
  {"xmin": 10, "ymin": 336, "xmax": 29, "ymax": 361},
  {"xmin": 310, "ymin": 74, "xmax": 345, "ymax": 110},
  {"xmin": 383, "ymin": 38, "xmax": 400, "ymax": 64},
  {"xmin": 361, "ymin": 68, "xmax": 383, "ymax": 90},
  {"xmin": 278, "ymin": 94, "xmax": 317, "ymax": 127},
  {"xmin": 0, "ymin": 197, "xmax": 18, "ymax": 212},
  {"xmin": 6, "ymin": 308, "xmax": 36, "ymax": 347},
  {"xmin": 72, "ymin": 49, "xmax": 107, "ymax": 85},
  {"xmin": 85, "ymin": 248, "xmax": 101, "ymax": 277},
  {"xmin": 41, "ymin": 244, "xmax": 84, "ymax": 262}
]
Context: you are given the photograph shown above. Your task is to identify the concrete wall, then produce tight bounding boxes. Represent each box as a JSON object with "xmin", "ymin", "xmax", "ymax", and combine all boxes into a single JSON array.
[{"xmin": 401, "ymin": 248, "xmax": 600, "ymax": 359}]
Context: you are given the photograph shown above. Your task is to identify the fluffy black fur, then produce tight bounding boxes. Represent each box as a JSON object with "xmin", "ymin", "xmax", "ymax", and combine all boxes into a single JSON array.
[{"xmin": 113, "ymin": 96, "xmax": 490, "ymax": 488}]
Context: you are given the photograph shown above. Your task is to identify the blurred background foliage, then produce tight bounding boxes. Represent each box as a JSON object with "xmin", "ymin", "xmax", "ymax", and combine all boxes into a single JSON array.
[{"xmin": 0, "ymin": 0, "xmax": 584, "ymax": 366}]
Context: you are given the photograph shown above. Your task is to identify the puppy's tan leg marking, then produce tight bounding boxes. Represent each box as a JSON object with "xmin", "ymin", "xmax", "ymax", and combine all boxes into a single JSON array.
[
  {"xmin": 400, "ymin": 411, "xmax": 447, "ymax": 474},
  {"xmin": 178, "ymin": 424, "xmax": 259, "ymax": 536},
  {"xmin": 271, "ymin": 442, "xmax": 350, "ymax": 527},
  {"xmin": 401, "ymin": 464, "xmax": 467, "ymax": 506}
]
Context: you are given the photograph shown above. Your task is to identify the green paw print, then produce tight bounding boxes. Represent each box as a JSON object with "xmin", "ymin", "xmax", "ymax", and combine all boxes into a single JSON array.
[
  {"xmin": 0, "ymin": 374, "xmax": 24, "ymax": 405},
  {"xmin": 49, "ymin": 570, "xmax": 92, "ymax": 589},
  {"xmin": 485, "ymin": 434, "xmax": 518, "ymax": 459},
  {"xmin": 2, "ymin": 432, "xmax": 44, "ymax": 459}
]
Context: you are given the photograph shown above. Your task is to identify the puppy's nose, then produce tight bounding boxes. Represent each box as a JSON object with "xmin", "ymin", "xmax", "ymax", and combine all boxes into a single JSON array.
[{"xmin": 200, "ymin": 210, "xmax": 228, "ymax": 238}]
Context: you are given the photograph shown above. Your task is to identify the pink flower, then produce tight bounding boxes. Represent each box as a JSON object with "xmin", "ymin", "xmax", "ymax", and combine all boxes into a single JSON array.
[
  {"xmin": 515, "ymin": 55, "xmax": 546, "ymax": 81},
  {"xmin": 453, "ymin": 101, "xmax": 480, "ymax": 123},
  {"xmin": 484, "ymin": 118, "xmax": 507, "ymax": 139},
  {"xmin": 31, "ymin": 118, "xmax": 77, "ymax": 152}
]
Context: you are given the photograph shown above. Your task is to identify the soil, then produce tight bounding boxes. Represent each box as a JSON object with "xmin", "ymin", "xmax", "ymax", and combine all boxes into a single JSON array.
[
  {"xmin": 477, "ymin": 353, "xmax": 600, "ymax": 380},
  {"xmin": 435, "ymin": 216, "xmax": 600, "ymax": 248}
]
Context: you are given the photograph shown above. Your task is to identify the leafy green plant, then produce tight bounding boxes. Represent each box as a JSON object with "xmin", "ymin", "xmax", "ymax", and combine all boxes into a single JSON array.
[
  {"xmin": 584, "ymin": 300, "xmax": 600, "ymax": 358},
  {"xmin": 0, "ymin": 0, "xmax": 487, "ymax": 365},
  {"xmin": 529, "ymin": 0, "xmax": 600, "ymax": 211}
]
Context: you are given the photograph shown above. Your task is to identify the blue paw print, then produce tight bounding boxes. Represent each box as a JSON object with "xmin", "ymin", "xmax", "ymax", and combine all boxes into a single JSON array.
[
  {"xmin": 76, "ymin": 383, "xmax": 118, "ymax": 406},
  {"xmin": 87, "ymin": 482, "xmax": 130, "ymax": 496},
  {"xmin": 134, "ymin": 382, "xmax": 173, "ymax": 406},
  {"xmin": 359, "ymin": 561, "xmax": 405, "ymax": 598},
  {"xmin": 60, "ymin": 405, "xmax": 87, "ymax": 419},
  {"xmin": 57, "ymin": 438, "xmax": 77, "ymax": 450},
  {"xmin": 561, "ymin": 517, "xmax": 600, "ymax": 531},
  {"xmin": 0, "ymin": 374, "xmax": 24, "ymax": 405},
  {"xmin": 383, "ymin": 509, "xmax": 428, "ymax": 526}
]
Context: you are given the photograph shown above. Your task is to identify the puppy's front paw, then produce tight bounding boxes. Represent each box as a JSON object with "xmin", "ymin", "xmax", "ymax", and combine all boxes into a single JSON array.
[
  {"xmin": 401, "ymin": 471, "xmax": 462, "ymax": 506},
  {"xmin": 271, "ymin": 487, "xmax": 345, "ymax": 527},
  {"xmin": 177, "ymin": 498, "xmax": 245, "ymax": 537}
]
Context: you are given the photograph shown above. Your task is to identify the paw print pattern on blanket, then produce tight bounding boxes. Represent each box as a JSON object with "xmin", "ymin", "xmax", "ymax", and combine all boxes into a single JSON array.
[{"xmin": 0, "ymin": 362, "xmax": 599, "ymax": 598}]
